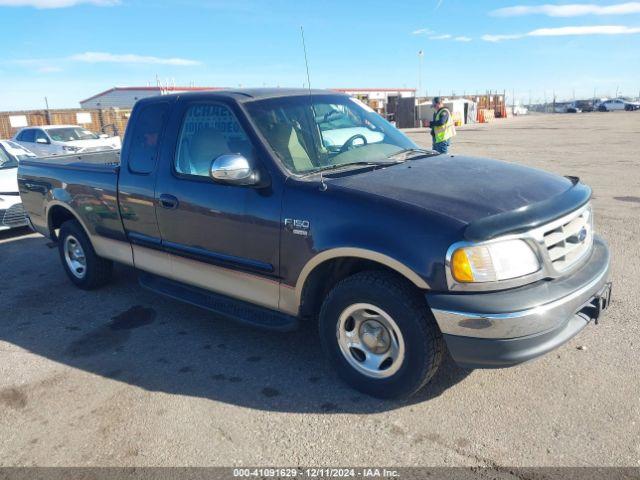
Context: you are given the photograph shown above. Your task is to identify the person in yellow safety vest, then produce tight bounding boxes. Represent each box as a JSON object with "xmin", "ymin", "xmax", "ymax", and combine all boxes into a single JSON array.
[{"xmin": 429, "ymin": 97, "xmax": 456, "ymax": 154}]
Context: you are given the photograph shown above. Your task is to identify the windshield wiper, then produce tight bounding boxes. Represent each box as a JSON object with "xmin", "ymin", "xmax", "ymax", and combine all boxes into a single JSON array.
[
  {"xmin": 387, "ymin": 148, "xmax": 437, "ymax": 161},
  {"xmin": 301, "ymin": 160, "xmax": 403, "ymax": 177}
]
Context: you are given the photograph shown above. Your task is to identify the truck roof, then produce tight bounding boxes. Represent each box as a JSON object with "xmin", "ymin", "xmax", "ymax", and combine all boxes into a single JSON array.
[{"xmin": 154, "ymin": 88, "xmax": 344, "ymax": 103}]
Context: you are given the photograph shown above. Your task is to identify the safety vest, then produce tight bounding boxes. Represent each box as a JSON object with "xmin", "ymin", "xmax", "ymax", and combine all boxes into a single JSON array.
[{"xmin": 433, "ymin": 108, "xmax": 456, "ymax": 143}]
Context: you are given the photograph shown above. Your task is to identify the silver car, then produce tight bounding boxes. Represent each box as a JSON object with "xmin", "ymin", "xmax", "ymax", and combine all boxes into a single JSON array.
[{"xmin": 13, "ymin": 125, "xmax": 121, "ymax": 157}]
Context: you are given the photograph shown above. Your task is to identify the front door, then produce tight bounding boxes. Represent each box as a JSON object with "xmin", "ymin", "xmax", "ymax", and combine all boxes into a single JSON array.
[{"xmin": 155, "ymin": 100, "xmax": 282, "ymax": 310}]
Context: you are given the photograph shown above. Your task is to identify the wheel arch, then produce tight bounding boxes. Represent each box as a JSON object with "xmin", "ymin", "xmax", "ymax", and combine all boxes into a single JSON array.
[
  {"xmin": 286, "ymin": 248, "xmax": 430, "ymax": 318},
  {"xmin": 46, "ymin": 201, "xmax": 134, "ymax": 266},
  {"xmin": 47, "ymin": 202, "xmax": 88, "ymax": 241}
]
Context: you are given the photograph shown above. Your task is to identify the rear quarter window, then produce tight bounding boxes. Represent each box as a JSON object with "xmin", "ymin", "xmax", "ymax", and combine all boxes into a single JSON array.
[
  {"xmin": 127, "ymin": 102, "xmax": 170, "ymax": 174},
  {"xmin": 19, "ymin": 129, "xmax": 35, "ymax": 142}
]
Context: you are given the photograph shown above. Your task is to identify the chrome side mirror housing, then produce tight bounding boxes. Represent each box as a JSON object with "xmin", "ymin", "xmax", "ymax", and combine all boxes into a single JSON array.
[{"xmin": 210, "ymin": 154, "xmax": 259, "ymax": 186}]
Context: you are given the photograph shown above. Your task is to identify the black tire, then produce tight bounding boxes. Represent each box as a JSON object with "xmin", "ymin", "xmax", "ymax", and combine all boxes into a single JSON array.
[
  {"xmin": 319, "ymin": 271, "xmax": 443, "ymax": 399},
  {"xmin": 57, "ymin": 219, "xmax": 113, "ymax": 290}
]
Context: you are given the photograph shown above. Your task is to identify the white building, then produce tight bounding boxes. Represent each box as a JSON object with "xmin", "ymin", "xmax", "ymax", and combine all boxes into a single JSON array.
[
  {"xmin": 333, "ymin": 88, "xmax": 415, "ymax": 100},
  {"xmin": 332, "ymin": 88, "xmax": 415, "ymax": 114},
  {"xmin": 80, "ymin": 86, "xmax": 416, "ymax": 112},
  {"xmin": 79, "ymin": 86, "xmax": 224, "ymax": 109}
]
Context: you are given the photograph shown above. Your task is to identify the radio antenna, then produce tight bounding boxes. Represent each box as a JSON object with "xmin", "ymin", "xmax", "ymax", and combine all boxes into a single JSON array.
[
  {"xmin": 300, "ymin": 26, "xmax": 326, "ymax": 191},
  {"xmin": 300, "ymin": 26, "xmax": 312, "ymax": 93}
]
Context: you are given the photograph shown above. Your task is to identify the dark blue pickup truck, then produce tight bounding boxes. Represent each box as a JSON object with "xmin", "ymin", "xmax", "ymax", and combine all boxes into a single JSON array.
[{"xmin": 18, "ymin": 89, "xmax": 612, "ymax": 398}]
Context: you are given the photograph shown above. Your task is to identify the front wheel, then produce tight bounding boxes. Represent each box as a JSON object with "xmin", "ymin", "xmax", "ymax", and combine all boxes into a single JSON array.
[
  {"xmin": 319, "ymin": 271, "xmax": 443, "ymax": 399},
  {"xmin": 58, "ymin": 219, "xmax": 113, "ymax": 290}
]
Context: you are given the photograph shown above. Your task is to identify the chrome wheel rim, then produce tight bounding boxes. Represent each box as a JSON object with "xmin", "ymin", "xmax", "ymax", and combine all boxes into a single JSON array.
[
  {"xmin": 63, "ymin": 235, "xmax": 87, "ymax": 279},
  {"xmin": 336, "ymin": 303, "xmax": 405, "ymax": 379}
]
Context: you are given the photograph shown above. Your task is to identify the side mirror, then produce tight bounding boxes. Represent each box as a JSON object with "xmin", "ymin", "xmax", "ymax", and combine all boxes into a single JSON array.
[
  {"xmin": 98, "ymin": 134, "xmax": 109, "ymax": 139},
  {"xmin": 210, "ymin": 154, "xmax": 259, "ymax": 186},
  {"xmin": 36, "ymin": 138, "xmax": 49, "ymax": 144}
]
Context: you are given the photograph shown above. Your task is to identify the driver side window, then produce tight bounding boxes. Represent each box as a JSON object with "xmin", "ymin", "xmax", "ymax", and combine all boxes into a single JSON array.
[
  {"xmin": 35, "ymin": 130, "xmax": 49, "ymax": 143},
  {"xmin": 175, "ymin": 103, "xmax": 254, "ymax": 178}
]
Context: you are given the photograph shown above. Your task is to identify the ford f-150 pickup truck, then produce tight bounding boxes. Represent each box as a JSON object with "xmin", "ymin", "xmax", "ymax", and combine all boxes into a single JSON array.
[{"xmin": 18, "ymin": 89, "xmax": 612, "ymax": 399}]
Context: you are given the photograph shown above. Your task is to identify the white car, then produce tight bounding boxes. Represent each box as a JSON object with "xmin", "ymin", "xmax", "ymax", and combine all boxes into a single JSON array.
[
  {"xmin": 13, "ymin": 125, "xmax": 121, "ymax": 157},
  {"xmin": 0, "ymin": 140, "xmax": 35, "ymax": 231},
  {"xmin": 596, "ymin": 99, "xmax": 627, "ymax": 112}
]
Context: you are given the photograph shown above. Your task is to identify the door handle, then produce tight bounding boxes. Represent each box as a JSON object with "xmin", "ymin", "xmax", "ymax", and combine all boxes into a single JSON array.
[{"xmin": 159, "ymin": 194, "xmax": 179, "ymax": 209}]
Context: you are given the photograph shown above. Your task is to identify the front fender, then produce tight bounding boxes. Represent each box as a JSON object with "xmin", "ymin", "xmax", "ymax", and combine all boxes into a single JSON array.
[{"xmin": 280, "ymin": 179, "xmax": 463, "ymax": 297}]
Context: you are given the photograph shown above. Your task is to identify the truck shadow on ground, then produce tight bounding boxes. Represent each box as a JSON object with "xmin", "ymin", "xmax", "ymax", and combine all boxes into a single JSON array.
[{"xmin": 1, "ymin": 234, "xmax": 472, "ymax": 414}]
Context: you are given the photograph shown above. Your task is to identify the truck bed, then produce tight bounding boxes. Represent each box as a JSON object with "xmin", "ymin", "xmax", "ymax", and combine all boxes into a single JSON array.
[
  {"xmin": 18, "ymin": 150, "xmax": 125, "ymax": 242},
  {"xmin": 22, "ymin": 150, "xmax": 121, "ymax": 170}
]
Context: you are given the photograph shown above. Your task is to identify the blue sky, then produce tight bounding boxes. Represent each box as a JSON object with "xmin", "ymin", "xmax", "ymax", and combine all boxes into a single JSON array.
[{"xmin": 1, "ymin": 0, "xmax": 639, "ymax": 110}]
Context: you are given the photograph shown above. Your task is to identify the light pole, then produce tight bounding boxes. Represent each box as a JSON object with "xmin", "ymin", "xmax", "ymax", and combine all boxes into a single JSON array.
[{"xmin": 418, "ymin": 50, "xmax": 424, "ymax": 100}]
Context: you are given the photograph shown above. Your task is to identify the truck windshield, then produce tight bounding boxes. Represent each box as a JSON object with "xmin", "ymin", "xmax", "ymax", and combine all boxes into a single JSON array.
[
  {"xmin": 47, "ymin": 127, "xmax": 99, "ymax": 142},
  {"xmin": 0, "ymin": 147, "xmax": 18, "ymax": 169},
  {"xmin": 246, "ymin": 94, "xmax": 422, "ymax": 175}
]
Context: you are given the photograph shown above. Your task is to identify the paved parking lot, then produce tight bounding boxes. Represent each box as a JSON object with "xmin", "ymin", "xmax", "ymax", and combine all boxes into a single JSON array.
[{"xmin": 1, "ymin": 112, "xmax": 639, "ymax": 467}]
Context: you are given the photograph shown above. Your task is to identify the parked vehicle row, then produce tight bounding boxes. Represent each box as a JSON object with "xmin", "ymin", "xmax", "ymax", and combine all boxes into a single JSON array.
[
  {"xmin": 18, "ymin": 88, "xmax": 612, "ymax": 399},
  {"xmin": 553, "ymin": 98, "xmax": 640, "ymax": 113}
]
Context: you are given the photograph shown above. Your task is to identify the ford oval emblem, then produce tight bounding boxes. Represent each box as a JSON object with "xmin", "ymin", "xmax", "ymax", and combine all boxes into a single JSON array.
[{"xmin": 578, "ymin": 227, "xmax": 588, "ymax": 242}]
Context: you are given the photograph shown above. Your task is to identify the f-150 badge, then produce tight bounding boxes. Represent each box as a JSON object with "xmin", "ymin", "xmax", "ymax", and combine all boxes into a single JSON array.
[{"xmin": 284, "ymin": 218, "xmax": 310, "ymax": 236}]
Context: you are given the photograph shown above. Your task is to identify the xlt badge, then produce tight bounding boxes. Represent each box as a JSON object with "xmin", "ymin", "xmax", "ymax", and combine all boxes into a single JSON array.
[{"xmin": 284, "ymin": 218, "xmax": 310, "ymax": 236}]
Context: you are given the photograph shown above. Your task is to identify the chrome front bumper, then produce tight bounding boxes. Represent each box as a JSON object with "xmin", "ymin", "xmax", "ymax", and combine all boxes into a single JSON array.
[
  {"xmin": 426, "ymin": 235, "xmax": 611, "ymax": 368},
  {"xmin": 0, "ymin": 200, "xmax": 29, "ymax": 230}
]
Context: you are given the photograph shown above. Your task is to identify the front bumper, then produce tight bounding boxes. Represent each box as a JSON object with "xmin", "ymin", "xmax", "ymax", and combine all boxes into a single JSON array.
[
  {"xmin": 427, "ymin": 235, "xmax": 611, "ymax": 368},
  {"xmin": 0, "ymin": 196, "xmax": 29, "ymax": 230}
]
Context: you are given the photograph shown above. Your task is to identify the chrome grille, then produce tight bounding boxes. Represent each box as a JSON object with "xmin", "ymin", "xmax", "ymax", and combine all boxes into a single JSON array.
[
  {"xmin": 542, "ymin": 206, "xmax": 593, "ymax": 272},
  {"xmin": 1, "ymin": 203, "xmax": 28, "ymax": 227}
]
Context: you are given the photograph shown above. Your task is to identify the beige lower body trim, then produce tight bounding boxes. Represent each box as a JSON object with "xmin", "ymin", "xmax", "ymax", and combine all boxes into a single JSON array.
[
  {"xmin": 100, "ymin": 244, "xmax": 426, "ymax": 319},
  {"xmin": 132, "ymin": 245, "xmax": 280, "ymax": 311},
  {"xmin": 92, "ymin": 237, "xmax": 134, "ymax": 266},
  {"xmin": 131, "ymin": 245, "xmax": 172, "ymax": 277},
  {"xmin": 279, "ymin": 284, "xmax": 299, "ymax": 316}
]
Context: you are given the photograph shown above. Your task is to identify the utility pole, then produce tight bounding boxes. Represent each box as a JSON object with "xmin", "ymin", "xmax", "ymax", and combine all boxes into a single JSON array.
[
  {"xmin": 417, "ymin": 50, "xmax": 424, "ymax": 100},
  {"xmin": 44, "ymin": 96, "xmax": 51, "ymax": 124}
]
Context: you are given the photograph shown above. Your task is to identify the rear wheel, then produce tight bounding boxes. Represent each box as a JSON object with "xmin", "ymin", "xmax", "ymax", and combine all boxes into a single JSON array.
[
  {"xmin": 58, "ymin": 219, "xmax": 113, "ymax": 289},
  {"xmin": 319, "ymin": 271, "xmax": 443, "ymax": 399}
]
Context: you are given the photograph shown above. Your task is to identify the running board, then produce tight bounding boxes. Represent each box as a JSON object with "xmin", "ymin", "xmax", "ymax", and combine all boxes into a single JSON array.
[{"xmin": 138, "ymin": 272, "xmax": 299, "ymax": 332}]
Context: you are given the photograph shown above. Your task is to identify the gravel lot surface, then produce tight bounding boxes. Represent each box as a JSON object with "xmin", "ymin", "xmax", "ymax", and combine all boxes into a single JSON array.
[{"xmin": 1, "ymin": 112, "xmax": 638, "ymax": 467}]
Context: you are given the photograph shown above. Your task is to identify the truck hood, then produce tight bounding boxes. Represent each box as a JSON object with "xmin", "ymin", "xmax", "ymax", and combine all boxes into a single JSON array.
[
  {"xmin": 328, "ymin": 155, "xmax": 575, "ymax": 226},
  {"xmin": 0, "ymin": 167, "xmax": 18, "ymax": 193},
  {"xmin": 65, "ymin": 137, "xmax": 121, "ymax": 150}
]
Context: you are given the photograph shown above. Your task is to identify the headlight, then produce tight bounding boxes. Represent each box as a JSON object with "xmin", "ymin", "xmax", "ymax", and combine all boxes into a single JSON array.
[{"xmin": 450, "ymin": 239, "xmax": 540, "ymax": 283}]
